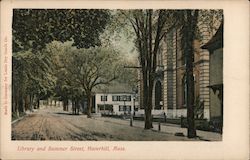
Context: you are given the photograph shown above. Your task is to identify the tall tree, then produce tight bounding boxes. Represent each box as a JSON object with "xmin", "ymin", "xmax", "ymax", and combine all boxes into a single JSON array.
[
  {"xmin": 178, "ymin": 9, "xmax": 222, "ymax": 138},
  {"xmin": 111, "ymin": 9, "xmax": 222, "ymax": 131},
  {"xmin": 181, "ymin": 10, "xmax": 199, "ymax": 138},
  {"xmin": 64, "ymin": 47, "xmax": 121, "ymax": 117},
  {"xmin": 118, "ymin": 10, "xmax": 176, "ymax": 129}
]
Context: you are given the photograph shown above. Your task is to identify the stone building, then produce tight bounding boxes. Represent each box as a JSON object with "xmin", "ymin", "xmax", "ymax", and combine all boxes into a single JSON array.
[{"xmin": 138, "ymin": 18, "xmax": 223, "ymax": 120}]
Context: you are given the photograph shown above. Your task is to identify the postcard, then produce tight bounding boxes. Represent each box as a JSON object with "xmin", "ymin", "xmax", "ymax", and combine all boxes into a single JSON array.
[{"xmin": 0, "ymin": 0, "xmax": 249, "ymax": 159}]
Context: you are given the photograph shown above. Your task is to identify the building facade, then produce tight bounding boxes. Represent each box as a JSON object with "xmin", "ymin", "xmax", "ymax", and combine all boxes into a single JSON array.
[
  {"xmin": 95, "ymin": 92, "xmax": 139, "ymax": 115},
  {"xmin": 202, "ymin": 23, "xmax": 223, "ymax": 122},
  {"xmin": 138, "ymin": 20, "xmax": 223, "ymax": 120}
]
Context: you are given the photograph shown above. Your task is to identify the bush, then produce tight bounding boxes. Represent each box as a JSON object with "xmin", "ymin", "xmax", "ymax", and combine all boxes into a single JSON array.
[
  {"xmin": 209, "ymin": 117, "xmax": 223, "ymax": 133},
  {"xmin": 180, "ymin": 116, "xmax": 222, "ymax": 133}
]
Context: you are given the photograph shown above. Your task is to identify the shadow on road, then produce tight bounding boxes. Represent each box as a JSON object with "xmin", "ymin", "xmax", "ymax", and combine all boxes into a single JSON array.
[{"xmin": 54, "ymin": 112, "xmax": 83, "ymax": 116}]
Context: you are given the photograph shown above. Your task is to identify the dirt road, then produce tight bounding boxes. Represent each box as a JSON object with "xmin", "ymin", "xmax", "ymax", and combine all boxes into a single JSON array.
[{"xmin": 12, "ymin": 106, "xmax": 195, "ymax": 141}]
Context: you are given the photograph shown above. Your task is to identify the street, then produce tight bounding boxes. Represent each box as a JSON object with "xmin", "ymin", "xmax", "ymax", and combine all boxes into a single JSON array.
[{"xmin": 11, "ymin": 106, "xmax": 221, "ymax": 141}]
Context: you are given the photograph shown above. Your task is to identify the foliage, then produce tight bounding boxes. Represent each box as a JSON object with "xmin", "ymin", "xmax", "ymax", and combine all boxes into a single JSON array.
[
  {"xmin": 65, "ymin": 47, "xmax": 119, "ymax": 91},
  {"xmin": 13, "ymin": 9, "xmax": 111, "ymax": 52},
  {"xmin": 12, "ymin": 8, "xmax": 111, "ymax": 117},
  {"xmin": 13, "ymin": 50, "xmax": 56, "ymax": 97},
  {"xmin": 42, "ymin": 41, "xmax": 125, "ymax": 116},
  {"xmin": 196, "ymin": 9, "xmax": 223, "ymax": 43},
  {"xmin": 12, "ymin": 49, "xmax": 56, "ymax": 113}
]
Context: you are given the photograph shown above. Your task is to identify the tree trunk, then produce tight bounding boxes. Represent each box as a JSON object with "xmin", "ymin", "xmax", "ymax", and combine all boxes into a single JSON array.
[
  {"xmin": 66, "ymin": 99, "xmax": 68, "ymax": 111},
  {"xmin": 184, "ymin": 10, "xmax": 198, "ymax": 138},
  {"xmin": 143, "ymin": 70, "xmax": 153, "ymax": 129},
  {"xmin": 144, "ymin": 108, "xmax": 153, "ymax": 129},
  {"xmin": 29, "ymin": 95, "xmax": 33, "ymax": 112},
  {"xmin": 76, "ymin": 99, "xmax": 80, "ymax": 115},
  {"xmin": 15, "ymin": 91, "xmax": 19, "ymax": 118},
  {"xmin": 73, "ymin": 100, "xmax": 77, "ymax": 115},
  {"xmin": 186, "ymin": 64, "xmax": 196, "ymax": 138},
  {"xmin": 74, "ymin": 101, "xmax": 77, "ymax": 114},
  {"xmin": 24, "ymin": 96, "xmax": 29, "ymax": 111},
  {"xmin": 63, "ymin": 99, "xmax": 67, "ymax": 111},
  {"xmin": 75, "ymin": 101, "xmax": 78, "ymax": 114},
  {"xmin": 71, "ymin": 100, "xmax": 74, "ymax": 114},
  {"xmin": 18, "ymin": 98, "xmax": 22, "ymax": 116},
  {"xmin": 87, "ymin": 93, "xmax": 92, "ymax": 118},
  {"xmin": 37, "ymin": 99, "xmax": 40, "ymax": 109},
  {"xmin": 50, "ymin": 99, "xmax": 53, "ymax": 106}
]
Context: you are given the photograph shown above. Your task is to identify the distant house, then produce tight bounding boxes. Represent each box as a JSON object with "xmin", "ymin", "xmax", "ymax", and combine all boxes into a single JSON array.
[
  {"xmin": 94, "ymin": 83, "xmax": 139, "ymax": 115},
  {"xmin": 202, "ymin": 23, "xmax": 223, "ymax": 122}
]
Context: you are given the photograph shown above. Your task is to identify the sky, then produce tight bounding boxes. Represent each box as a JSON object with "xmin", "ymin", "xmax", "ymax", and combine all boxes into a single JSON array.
[
  {"xmin": 110, "ymin": 33, "xmax": 138, "ymax": 63},
  {"xmin": 100, "ymin": 11, "xmax": 139, "ymax": 64}
]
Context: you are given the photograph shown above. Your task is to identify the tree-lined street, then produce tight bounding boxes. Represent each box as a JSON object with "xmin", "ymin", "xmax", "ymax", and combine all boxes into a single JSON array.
[
  {"xmin": 12, "ymin": 9, "xmax": 223, "ymax": 140},
  {"xmin": 12, "ymin": 105, "xmax": 221, "ymax": 141}
]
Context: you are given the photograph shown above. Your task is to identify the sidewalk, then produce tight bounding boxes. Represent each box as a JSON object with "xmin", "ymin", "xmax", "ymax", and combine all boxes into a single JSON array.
[
  {"xmin": 95, "ymin": 117, "xmax": 222, "ymax": 141},
  {"xmin": 11, "ymin": 109, "xmax": 39, "ymax": 124}
]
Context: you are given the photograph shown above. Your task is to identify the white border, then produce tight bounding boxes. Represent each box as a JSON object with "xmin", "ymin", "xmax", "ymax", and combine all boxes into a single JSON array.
[{"xmin": 1, "ymin": 0, "xmax": 249, "ymax": 159}]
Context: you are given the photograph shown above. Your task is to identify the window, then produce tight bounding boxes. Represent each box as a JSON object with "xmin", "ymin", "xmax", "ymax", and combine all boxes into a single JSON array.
[
  {"xmin": 98, "ymin": 104, "xmax": 113, "ymax": 111},
  {"xmin": 126, "ymin": 106, "xmax": 131, "ymax": 111},
  {"xmin": 134, "ymin": 106, "xmax": 139, "ymax": 111},
  {"xmin": 119, "ymin": 105, "xmax": 124, "ymax": 111},
  {"xmin": 112, "ymin": 96, "xmax": 117, "ymax": 101},
  {"xmin": 126, "ymin": 96, "xmax": 131, "ymax": 101},
  {"xmin": 113, "ymin": 95, "xmax": 131, "ymax": 101},
  {"xmin": 121, "ymin": 95, "xmax": 132, "ymax": 101},
  {"xmin": 101, "ymin": 95, "xmax": 107, "ymax": 101},
  {"xmin": 120, "ymin": 95, "xmax": 126, "ymax": 101},
  {"xmin": 119, "ymin": 105, "xmax": 131, "ymax": 111}
]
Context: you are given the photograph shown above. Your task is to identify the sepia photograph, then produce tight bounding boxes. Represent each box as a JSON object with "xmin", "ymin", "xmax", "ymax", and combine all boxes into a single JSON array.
[{"xmin": 11, "ymin": 9, "xmax": 223, "ymax": 141}]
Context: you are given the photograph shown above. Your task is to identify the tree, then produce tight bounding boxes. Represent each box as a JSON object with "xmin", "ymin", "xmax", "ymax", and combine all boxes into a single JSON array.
[
  {"xmin": 12, "ymin": 9, "xmax": 111, "ymax": 52},
  {"xmin": 177, "ymin": 9, "xmax": 222, "ymax": 138},
  {"xmin": 43, "ymin": 41, "xmax": 134, "ymax": 116},
  {"xmin": 180, "ymin": 10, "xmax": 199, "ymax": 138},
  {"xmin": 43, "ymin": 41, "xmax": 76, "ymax": 111},
  {"xmin": 64, "ymin": 47, "xmax": 121, "ymax": 117},
  {"xmin": 117, "ymin": 10, "xmax": 176, "ymax": 129},
  {"xmin": 12, "ymin": 9, "xmax": 111, "ymax": 118},
  {"xmin": 12, "ymin": 49, "xmax": 56, "ymax": 117},
  {"xmin": 115, "ymin": 9, "xmax": 222, "ymax": 132}
]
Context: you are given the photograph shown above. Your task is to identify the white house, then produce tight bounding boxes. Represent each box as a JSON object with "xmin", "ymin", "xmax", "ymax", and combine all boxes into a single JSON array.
[
  {"xmin": 94, "ymin": 82, "xmax": 139, "ymax": 115},
  {"xmin": 95, "ymin": 92, "xmax": 139, "ymax": 115}
]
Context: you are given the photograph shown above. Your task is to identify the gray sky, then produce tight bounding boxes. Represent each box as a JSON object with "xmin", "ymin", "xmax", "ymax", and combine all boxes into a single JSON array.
[{"xmin": 110, "ymin": 33, "xmax": 138, "ymax": 62}]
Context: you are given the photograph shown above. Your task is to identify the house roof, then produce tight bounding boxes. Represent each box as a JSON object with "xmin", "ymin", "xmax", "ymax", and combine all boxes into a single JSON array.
[
  {"xmin": 93, "ymin": 81, "xmax": 135, "ymax": 94},
  {"xmin": 201, "ymin": 23, "xmax": 223, "ymax": 51}
]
